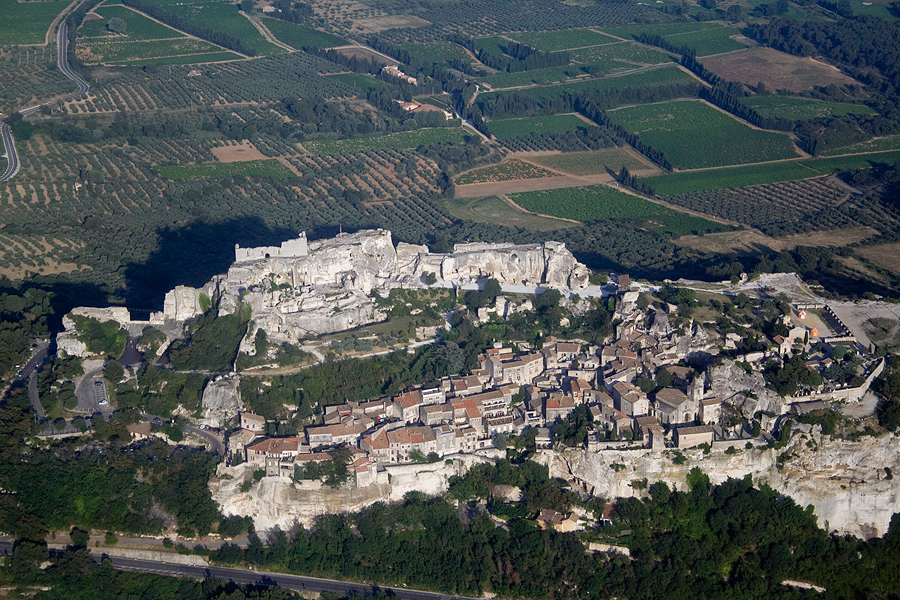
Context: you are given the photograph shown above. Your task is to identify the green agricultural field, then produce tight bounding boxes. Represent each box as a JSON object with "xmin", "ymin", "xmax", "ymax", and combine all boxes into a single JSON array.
[
  {"xmin": 821, "ymin": 135, "xmax": 900, "ymax": 156},
  {"xmin": 600, "ymin": 22, "xmax": 723, "ymax": 40},
  {"xmin": 608, "ymin": 100, "xmax": 798, "ymax": 169},
  {"xmin": 146, "ymin": 0, "xmax": 283, "ymax": 56},
  {"xmin": 78, "ymin": 4, "xmax": 242, "ymax": 65},
  {"xmin": 157, "ymin": 159, "xmax": 295, "ymax": 180},
  {"xmin": 645, "ymin": 162, "xmax": 823, "ymax": 195},
  {"xmin": 643, "ymin": 150, "xmax": 900, "ymax": 195},
  {"xmin": 325, "ymin": 73, "xmax": 384, "ymax": 91},
  {"xmin": 261, "ymin": 18, "xmax": 346, "ymax": 49},
  {"xmin": 301, "ymin": 127, "xmax": 470, "ymax": 155},
  {"xmin": 509, "ymin": 29, "xmax": 619, "ymax": 51},
  {"xmin": 477, "ymin": 65, "xmax": 696, "ymax": 110},
  {"xmin": 0, "ymin": 0, "xmax": 69, "ymax": 45},
  {"xmin": 478, "ymin": 66, "xmax": 585, "ymax": 88},
  {"xmin": 400, "ymin": 41, "xmax": 472, "ymax": 64},
  {"xmin": 443, "ymin": 195, "xmax": 575, "ymax": 231},
  {"xmin": 510, "ymin": 185, "xmax": 730, "ymax": 234},
  {"xmin": 80, "ymin": 5, "xmax": 181, "ymax": 39},
  {"xmin": 743, "ymin": 96, "xmax": 876, "ymax": 120},
  {"xmin": 664, "ymin": 26, "xmax": 748, "ymax": 56},
  {"xmin": 529, "ymin": 148, "xmax": 650, "ymax": 175},
  {"xmin": 80, "ymin": 37, "xmax": 237, "ymax": 66},
  {"xmin": 570, "ymin": 42, "xmax": 676, "ymax": 69},
  {"xmin": 487, "ymin": 114, "xmax": 591, "ymax": 139},
  {"xmin": 848, "ymin": 0, "xmax": 898, "ymax": 19},
  {"xmin": 473, "ymin": 36, "xmax": 508, "ymax": 57},
  {"xmin": 805, "ymin": 151, "xmax": 900, "ymax": 172}
]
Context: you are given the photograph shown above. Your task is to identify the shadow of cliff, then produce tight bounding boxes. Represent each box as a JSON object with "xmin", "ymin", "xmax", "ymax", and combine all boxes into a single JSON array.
[{"xmin": 122, "ymin": 217, "xmax": 298, "ymax": 311}]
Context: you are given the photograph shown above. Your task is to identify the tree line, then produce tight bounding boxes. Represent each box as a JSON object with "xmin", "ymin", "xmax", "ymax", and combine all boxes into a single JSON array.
[{"xmin": 448, "ymin": 34, "xmax": 570, "ymax": 73}]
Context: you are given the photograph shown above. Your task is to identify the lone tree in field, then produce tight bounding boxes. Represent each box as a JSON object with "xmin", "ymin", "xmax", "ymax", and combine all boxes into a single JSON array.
[{"xmin": 107, "ymin": 17, "xmax": 127, "ymax": 34}]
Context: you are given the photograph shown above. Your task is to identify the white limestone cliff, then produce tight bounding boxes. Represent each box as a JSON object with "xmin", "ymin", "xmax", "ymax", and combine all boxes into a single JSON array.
[
  {"xmin": 57, "ymin": 307, "xmax": 133, "ymax": 358},
  {"xmin": 211, "ymin": 452, "xmax": 500, "ymax": 531},
  {"xmin": 200, "ymin": 376, "xmax": 243, "ymax": 427},
  {"xmin": 540, "ymin": 430, "xmax": 900, "ymax": 539},
  {"xmin": 152, "ymin": 229, "xmax": 591, "ymax": 343}
]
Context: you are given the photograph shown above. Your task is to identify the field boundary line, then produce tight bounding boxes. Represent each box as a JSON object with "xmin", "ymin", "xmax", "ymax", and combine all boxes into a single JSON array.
[
  {"xmin": 595, "ymin": 181, "xmax": 745, "ymax": 228},
  {"xmin": 242, "ymin": 12, "xmax": 296, "ymax": 52},
  {"xmin": 500, "ymin": 194, "xmax": 582, "ymax": 224}
]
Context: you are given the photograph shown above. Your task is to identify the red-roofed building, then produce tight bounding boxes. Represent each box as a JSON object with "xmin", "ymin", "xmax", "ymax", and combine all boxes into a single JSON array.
[{"xmin": 393, "ymin": 391, "xmax": 424, "ymax": 422}]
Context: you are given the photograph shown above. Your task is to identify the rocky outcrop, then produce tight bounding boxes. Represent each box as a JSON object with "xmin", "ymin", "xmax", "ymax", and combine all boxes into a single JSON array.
[
  {"xmin": 211, "ymin": 451, "xmax": 500, "ymax": 531},
  {"xmin": 542, "ymin": 431, "xmax": 900, "ymax": 539},
  {"xmin": 706, "ymin": 359, "xmax": 785, "ymax": 421},
  {"xmin": 149, "ymin": 230, "xmax": 591, "ymax": 344},
  {"xmin": 200, "ymin": 376, "xmax": 243, "ymax": 427},
  {"xmin": 57, "ymin": 307, "xmax": 132, "ymax": 358}
]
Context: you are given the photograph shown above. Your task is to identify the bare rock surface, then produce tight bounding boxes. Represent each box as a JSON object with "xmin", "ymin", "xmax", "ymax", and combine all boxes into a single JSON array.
[
  {"xmin": 542, "ymin": 432, "xmax": 900, "ymax": 539},
  {"xmin": 707, "ymin": 359, "xmax": 785, "ymax": 420},
  {"xmin": 212, "ymin": 452, "xmax": 499, "ymax": 532},
  {"xmin": 201, "ymin": 376, "xmax": 243, "ymax": 426}
]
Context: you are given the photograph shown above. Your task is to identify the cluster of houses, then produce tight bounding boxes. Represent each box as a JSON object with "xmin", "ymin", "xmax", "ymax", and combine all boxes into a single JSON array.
[
  {"xmin": 221, "ymin": 276, "xmax": 884, "ymax": 488},
  {"xmin": 226, "ymin": 327, "xmax": 723, "ymax": 485}
]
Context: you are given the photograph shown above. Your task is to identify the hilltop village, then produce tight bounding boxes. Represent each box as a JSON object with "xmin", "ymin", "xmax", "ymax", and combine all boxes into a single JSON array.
[
  {"xmin": 224, "ymin": 284, "xmax": 883, "ymax": 486},
  {"xmin": 50, "ymin": 230, "xmax": 892, "ymax": 534}
]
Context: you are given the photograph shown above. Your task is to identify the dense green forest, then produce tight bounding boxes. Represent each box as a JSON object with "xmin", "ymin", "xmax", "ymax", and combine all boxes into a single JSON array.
[{"xmin": 0, "ymin": 386, "xmax": 224, "ymax": 539}]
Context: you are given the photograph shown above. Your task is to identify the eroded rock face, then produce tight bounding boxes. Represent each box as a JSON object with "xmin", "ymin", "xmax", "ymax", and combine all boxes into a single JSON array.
[
  {"xmin": 57, "ymin": 307, "xmax": 133, "ymax": 358},
  {"xmin": 542, "ymin": 431, "xmax": 900, "ymax": 539},
  {"xmin": 707, "ymin": 359, "xmax": 785, "ymax": 421},
  {"xmin": 201, "ymin": 376, "xmax": 243, "ymax": 427},
  {"xmin": 152, "ymin": 230, "xmax": 591, "ymax": 343},
  {"xmin": 211, "ymin": 452, "xmax": 500, "ymax": 532}
]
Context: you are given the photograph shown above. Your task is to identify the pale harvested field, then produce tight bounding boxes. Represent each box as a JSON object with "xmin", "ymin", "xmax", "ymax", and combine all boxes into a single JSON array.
[
  {"xmin": 676, "ymin": 226, "xmax": 879, "ymax": 254},
  {"xmin": 856, "ymin": 243, "xmax": 900, "ymax": 277},
  {"xmin": 701, "ymin": 47, "xmax": 859, "ymax": 93},
  {"xmin": 211, "ymin": 141, "xmax": 267, "ymax": 163},
  {"xmin": 352, "ymin": 15, "xmax": 430, "ymax": 33}
]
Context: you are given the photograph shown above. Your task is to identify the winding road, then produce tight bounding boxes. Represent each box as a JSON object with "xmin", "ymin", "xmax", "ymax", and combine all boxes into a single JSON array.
[
  {"xmin": 1, "ymin": 16, "xmax": 89, "ymax": 182},
  {"xmin": 0, "ymin": 122, "xmax": 18, "ymax": 182}
]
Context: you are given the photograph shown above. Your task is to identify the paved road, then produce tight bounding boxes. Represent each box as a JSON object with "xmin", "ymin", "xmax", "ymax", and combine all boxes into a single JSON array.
[
  {"xmin": 0, "ymin": 541, "xmax": 470, "ymax": 600},
  {"xmin": 185, "ymin": 426, "xmax": 225, "ymax": 456},
  {"xmin": 0, "ymin": 122, "xmax": 19, "ymax": 182},
  {"xmin": 56, "ymin": 20, "xmax": 89, "ymax": 99},
  {"xmin": 106, "ymin": 557, "xmax": 466, "ymax": 600},
  {"xmin": 19, "ymin": 342, "xmax": 49, "ymax": 419},
  {"xmin": 4, "ymin": 15, "xmax": 90, "ymax": 182}
]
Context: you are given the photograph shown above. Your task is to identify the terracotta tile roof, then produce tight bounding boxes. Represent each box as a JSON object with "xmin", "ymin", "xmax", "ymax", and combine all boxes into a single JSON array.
[
  {"xmin": 294, "ymin": 452, "xmax": 332, "ymax": 463},
  {"xmin": 395, "ymin": 391, "xmax": 423, "ymax": 409}
]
